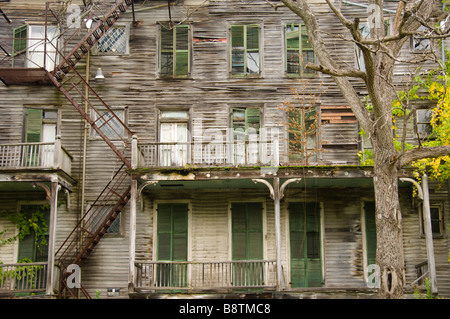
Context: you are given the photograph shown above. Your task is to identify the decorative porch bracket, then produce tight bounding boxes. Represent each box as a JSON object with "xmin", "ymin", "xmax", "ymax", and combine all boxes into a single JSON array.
[
  {"xmin": 252, "ymin": 177, "xmax": 302, "ymax": 291},
  {"xmin": 400, "ymin": 174, "xmax": 437, "ymax": 294}
]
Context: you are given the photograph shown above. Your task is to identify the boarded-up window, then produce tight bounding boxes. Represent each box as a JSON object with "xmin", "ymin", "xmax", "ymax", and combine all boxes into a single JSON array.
[
  {"xmin": 289, "ymin": 202, "xmax": 321, "ymax": 287},
  {"xmin": 231, "ymin": 25, "xmax": 260, "ymax": 76},
  {"xmin": 285, "ymin": 24, "xmax": 315, "ymax": 76},
  {"xmin": 160, "ymin": 25, "xmax": 190, "ymax": 78}
]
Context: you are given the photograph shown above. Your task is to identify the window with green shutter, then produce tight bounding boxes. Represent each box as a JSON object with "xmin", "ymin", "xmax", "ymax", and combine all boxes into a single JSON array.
[
  {"xmin": 231, "ymin": 107, "xmax": 261, "ymax": 137},
  {"xmin": 13, "ymin": 24, "xmax": 27, "ymax": 57},
  {"xmin": 156, "ymin": 203, "xmax": 188, "ymax": 287},
  {"xmin": 160, "ymin": 25, "xmax": 190, "ymax": 78},
  {"xmin": 364, "ymin": 202, "xmax": 377, "ymax": 268},
  {"xmin": 289, "ymin": 202, "xmax": 322, "ymax": 287},
  {"xmin": 231, "ymin": 202, "xmax": 263, "ymax": 287},
  {"xmin": 231, "ymin": 24, "xmax": 260, "ymax": 76},
  {"xmin": 285, "ymin": 24, "xmax": 315, "ymax": 76}
]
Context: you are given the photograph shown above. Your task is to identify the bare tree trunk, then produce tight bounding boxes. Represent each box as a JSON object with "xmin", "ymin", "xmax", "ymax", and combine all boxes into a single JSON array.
[{"xmin": 372, "ymin": 141, "xmax": 405, "ymax": 298}]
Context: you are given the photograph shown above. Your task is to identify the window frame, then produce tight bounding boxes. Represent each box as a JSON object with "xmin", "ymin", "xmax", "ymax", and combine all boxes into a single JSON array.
[
  {"xmin": 419, "ymin": 203, "xmax": 446, "ymax": 238},
  {"xmin": 91, "ymin": 107, "xmax": 127, "ymax": 140},
  {"xmin": 92, "ymin": 24, "xmax": 130, "ymax": 55},
  {"xmin": 229, "ymin": 23, "xmax": 261, "ymax": 77},
  {"xmin": 415, "ymin": 108, "xmax": 435, "ymax": 140},
  {"xmin": 284, "ymin": 23, "xmax": 316, "ymax": 77},
  {"xmin": 158, "ymin": 24, "xmax": 192, "ymax": 79}
]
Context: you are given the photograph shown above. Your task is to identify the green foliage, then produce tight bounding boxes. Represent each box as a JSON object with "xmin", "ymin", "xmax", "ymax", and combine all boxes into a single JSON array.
[
  {"xmin": 0, "ymin": 257, "xmax": 45, "ymax": 290},
  {"xmin": 0, "ymin": 204, "xmax": 49, "ymax": 249},
  {"xmin": 414, "ymin": 278, "xmax": 439, "ymax": 299}
]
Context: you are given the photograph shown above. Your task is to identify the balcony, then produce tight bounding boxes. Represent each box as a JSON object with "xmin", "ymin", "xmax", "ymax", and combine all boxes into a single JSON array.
[
  {"xmin": 134, "ymin": 260, "xmax": 277, "ymax": 292},
  {"xmin": 0, "ymin": 262, "xmax": 48, "ymax": 297},
  {"xmin": 133, "ymin": 140, "xmax": 280, "ymax": 169},
  {"xmin": 0, "ymin": 138, "xmax": 72, "ymax": 176}
]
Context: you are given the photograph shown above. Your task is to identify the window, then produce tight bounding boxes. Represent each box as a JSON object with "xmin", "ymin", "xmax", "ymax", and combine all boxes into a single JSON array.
[
  {"xmin": 13, "ymin": 25, "xmax": 59, "ymax": 70},
  {"xmin": 230, "ymin": 24, "xmax": 260, "ymax": 76},
  {"xmin": 159, "ymin": 24, "xmax": 191, "ymax": 78},
  {"xmin": 231, "ymin": 107, "xmax": 261, "ymax": 164},
  {"xmin": 24, "ymin": 108, "xmax": 58, "ymax": 167},
  {"xmin": 287, "ymin": 106, "xmax": 318, "ymax": 164},
  {"xmin": 159, "ymin": 110, "xmax": 189, "ymax": 166},
  {"xmin": 87, "ymin": 205, "xmax": 121, "ymax": 234},
  {"xmin": 289, "ymin": 202, "xmax": 322, "ymax": 287},
  {"xmin": 415, "ymin": 109, "xmax": 434, "ymax": 140},
  {"xmin": 95, "ymin": 25, "xmax": 128, "ymax": 55},
  {"xmin": 411, "ymin": 26, "xmax": 431, "ymax": 52},
  {"xmin": 356, "ymin": 20, "xmax": 390, "ymax": 71},
  {"xmin": 421, "ymin": 204, "xmax": 445, "ymax": 237},
  {"xmin": 285, "ymin": 23, "xmax": 315, "ymax": 76},
  {"xmin": 92, "ymin": 109, "xmax": 125, "ymax": 139}
]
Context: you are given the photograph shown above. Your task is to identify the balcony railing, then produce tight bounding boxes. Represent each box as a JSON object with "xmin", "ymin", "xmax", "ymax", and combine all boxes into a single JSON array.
[
  {"xmin": 133, "ymin": 140, "xmax": 280, "ymax": 168},
  {"xmin": 0, "ymin": 262, "xmax": 47, "ymax": 293},
  {"xmin": 134, "ymin": 260, "xmax": 277, "ymax": 291},
  {"xmin": 0, "ymin": 137, "xmax": 72, "ymax": 175}
]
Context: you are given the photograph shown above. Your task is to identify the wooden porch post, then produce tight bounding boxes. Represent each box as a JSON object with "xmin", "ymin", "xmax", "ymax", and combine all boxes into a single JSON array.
[
  {"xmin": 46, "ymin": 180, "xmax": 59, "ymax": 295},
  {"xmin": 273, "ymin": 177, "xmax": 282, "ymax": 291},
  {"xmin": 422, "ymin": 174, "xmax": 438, "ymax": 294},
  {"xmin": 252, "ymin": 177, "xmax": 301, "ymax": 291},
  {"xmin": 128, "ymin": 178, "xmax": 137, "ymax": 293}
]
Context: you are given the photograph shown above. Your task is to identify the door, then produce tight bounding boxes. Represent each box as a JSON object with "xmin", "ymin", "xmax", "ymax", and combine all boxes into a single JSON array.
[
  {"xmin": 25, "ymin": 108, "xmax": 57, "ymax": 167},
  {"xmin": 231, "ymin": 202, "xmax": 263, "ymax": 287},
  {"xmin": 156, "ymin": 203, "xmax": 188, "ymax": 287},
  {"xmin": 364, "ymin": 202, "xmax": 376, "ymax": 267},
  {"xmin": 289, "ymin": 202, "xmax": 322, "ymax": 287},
  {"xmin": 159, "ymin": 122, "xmax": 188, "ymax": 166}
]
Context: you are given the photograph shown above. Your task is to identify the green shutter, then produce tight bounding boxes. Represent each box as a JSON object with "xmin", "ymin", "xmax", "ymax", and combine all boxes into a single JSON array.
[
  {"xmin": 156, "ymin": 203, "xmax": 188, "ymax": 288},
  {"xmin": 157, "ymin": 203, "xmax": 188, "ymax": 261},
  {"xmin": 232, "ymin": 202, "xmax": 263, "ymax": 261},
  {"xmin": 26, "ymin": 108, "xmax": 43, "ymax": 143},
  {"xmin": 289, "ymin": 202, "xmax": 322, "ymax": 287},
  {"xmin": 13, "ymin": 25, "xmax": 27, "ymax": 56},
  {"xmin": 160, "ymin": 25, "xmax": 190, "ymax": 78},
  {"xmin": 365, "ymin": 202, "xmax": 376, "ymax": 267},
  {"xmin": 231, "ymin": 202, "xmax": 263, "ymax": 287}
]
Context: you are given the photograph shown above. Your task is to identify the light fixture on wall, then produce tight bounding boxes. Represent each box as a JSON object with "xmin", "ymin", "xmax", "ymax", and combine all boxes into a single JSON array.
[{"xmin": 95, "ymin": 67, "xmax": 104, "ymax": 83}]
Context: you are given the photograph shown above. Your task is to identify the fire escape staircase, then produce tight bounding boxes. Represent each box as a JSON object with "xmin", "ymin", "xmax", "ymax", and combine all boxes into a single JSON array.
[{"xmin": 43, "ymin": 0, "xmax": 135, "ymax": 298}]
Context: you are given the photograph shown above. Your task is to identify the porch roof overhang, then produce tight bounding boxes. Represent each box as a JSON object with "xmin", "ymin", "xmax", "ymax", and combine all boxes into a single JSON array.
[
  {"xmin": 132, "ymin": 165, "xmax": 415, "ymax": 191},
  {"xmin": 0, "ymin": 170, "xmax": 76, "ymax": 192}
]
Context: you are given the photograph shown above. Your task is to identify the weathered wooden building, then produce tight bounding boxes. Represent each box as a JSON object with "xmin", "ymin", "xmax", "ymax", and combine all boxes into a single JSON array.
[{"xmin": 0, "ymin": 0, "xmax": 448, "ymax": 299}]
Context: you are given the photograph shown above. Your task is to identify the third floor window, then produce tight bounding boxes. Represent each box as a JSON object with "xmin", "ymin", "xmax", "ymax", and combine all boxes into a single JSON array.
[
  {"xmin": 230, "ymin": 24, "xmax": 260, "ymax": 76},
  {"xmin": 159, "ymin": 24, "xmax": 191, "ymax": 78}
]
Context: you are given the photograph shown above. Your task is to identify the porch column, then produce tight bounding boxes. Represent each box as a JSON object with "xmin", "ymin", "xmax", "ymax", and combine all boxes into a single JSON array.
[
  {"xmin": 128, "ymin": 179, "xmax": 138, "ymax": 293},
  {"xmin": 400, "ymin": 175, "xmax": 437, "ymax": 293},
  {"xmin": 252, "ymin": 177, "xmax": 301, "ymax": 291},
  {"xmin": 46, "ymin": 179, "xmax": 59, "ymax": 295},
  {"xmin": 422, "ymin": 174, "xmax": 438, "ymax": 294}
]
